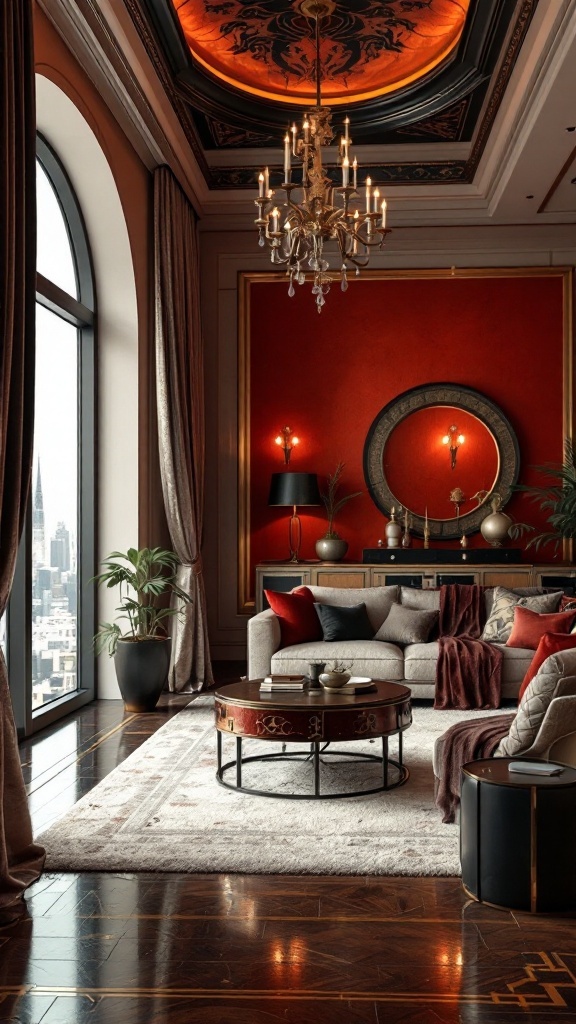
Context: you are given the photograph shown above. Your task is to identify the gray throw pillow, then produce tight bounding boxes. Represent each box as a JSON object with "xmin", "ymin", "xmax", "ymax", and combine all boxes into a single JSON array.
[
  {"xmin": 315, "ymin": 603, "xmax": 374, "ymax": 642},
  {"xmin": 400, "ymin": 586, "xmax": 440, "ymax": 611},
  {"xmin": 481, "ymin": 587, "xmax": 563, "ymax": 645},
  {"xmin": 374, "ymin": 602, "xmax": 438, "ymax": 645}
]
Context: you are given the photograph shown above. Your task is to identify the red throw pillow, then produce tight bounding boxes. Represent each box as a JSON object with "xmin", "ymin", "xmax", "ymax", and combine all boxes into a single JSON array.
[
  {"xmin": 506, "ymin": 604, "xmax": 576, "ymax": 650},
  {"xmin": 264, "ymin": 587, "xmax": 322, "ymax": 647},
  {"xmin": 518, "ymin": 631, "xmax": 576, "ymax": 701}
]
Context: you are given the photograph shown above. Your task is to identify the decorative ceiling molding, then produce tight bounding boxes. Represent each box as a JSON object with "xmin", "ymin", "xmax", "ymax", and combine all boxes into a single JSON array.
[{"xmin": 127, "ymin": 0, "xmax": 537, "ymax": 188}]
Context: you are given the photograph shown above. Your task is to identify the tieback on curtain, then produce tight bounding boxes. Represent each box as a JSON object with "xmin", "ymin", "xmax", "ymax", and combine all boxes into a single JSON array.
[{"xmin": 178, "ymin": 557, "xmax": 204, "ymax": 577}]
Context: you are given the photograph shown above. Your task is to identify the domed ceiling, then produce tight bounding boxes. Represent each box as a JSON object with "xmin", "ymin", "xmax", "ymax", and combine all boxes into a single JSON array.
[
  {"xmin": 172, "ymin": 0, "xmax": 469, "ymax": 106},
  {"xmin": 132, "ymin": 0, "xmax": 536, "ymax": 189}
]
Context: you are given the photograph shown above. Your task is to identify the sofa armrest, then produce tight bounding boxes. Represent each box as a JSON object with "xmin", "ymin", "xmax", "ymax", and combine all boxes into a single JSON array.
[{"xmin": 247, "ymin": 609, "xmax": 282, "ymax": 680}]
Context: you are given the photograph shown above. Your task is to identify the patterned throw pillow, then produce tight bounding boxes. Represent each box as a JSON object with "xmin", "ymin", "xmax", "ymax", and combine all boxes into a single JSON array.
[
  {"xmin": 496, "ymin": 654, "xmax": 576, "ymax": 757},
  {"xmin": 481, "ymin": 587, "xmax": 563, "ymax": 645}
]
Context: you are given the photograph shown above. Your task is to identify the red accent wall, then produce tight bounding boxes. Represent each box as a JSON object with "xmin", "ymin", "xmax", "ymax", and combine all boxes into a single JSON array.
[{"xmin": 249, "ymin": 274, "xmax": 566, "ymax": 572}]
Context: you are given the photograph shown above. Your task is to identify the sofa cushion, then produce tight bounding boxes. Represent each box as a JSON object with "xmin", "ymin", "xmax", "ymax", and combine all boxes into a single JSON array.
[
  {"xmin": 315, "ymin": 602, "xmax": 373, "ymax": 642},
  {"xmin": 402, "ymin": 641, "xmax": 534, "ymax": 684},
  {"xmin": 404, "ymin": 642, "xmax": 439, "ymax": 681},
  {"xmin": 307, "ymin": 585, "xmax": 398, "ymax": 633},
  {"xmin": 481, "ymin": 587, "xmax": 563, "ymax": 644},
  {"xmin": 400, "ymin": 587, "xmax": 440, "ymax": 611},
  {"xmin": 518, "ymin": 632, "xmax": 576, "ymax": 700},
  {"xmin": 270, "ymin": 640, "xmax": 404, "ymax": 680},
  {"xmin": 484, "ymin": 585, "xmax": 549, "ymax": 619},
  {"xmin": 506, "ymin": 605, "xmax": 576, "ymax": 650},
  {"xmin": 265, "ymin": 587, "xmax": 322, "ymax": 647},
  {"xmin": 374, "ymin": 602, "xmax": 438, "ymax": 645},
  {"xmin": 496, "ymin": 653, "xmax": 576, "ymax": 757}
]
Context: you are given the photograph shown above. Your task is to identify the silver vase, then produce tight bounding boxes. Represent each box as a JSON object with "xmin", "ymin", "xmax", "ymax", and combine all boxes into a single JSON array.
[
  {"xmin": 315, "ymin": 537, "xmax": 348, "ymax": 562},
  {"xmin": 480, "ymin": 510, "xmax": 513, "ymax": 547}
]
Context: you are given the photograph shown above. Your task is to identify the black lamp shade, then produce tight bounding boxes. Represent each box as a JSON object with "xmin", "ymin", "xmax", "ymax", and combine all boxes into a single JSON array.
[{"xmin": 268, "ymin": 472, "xmax": 321, "ymax": 507}]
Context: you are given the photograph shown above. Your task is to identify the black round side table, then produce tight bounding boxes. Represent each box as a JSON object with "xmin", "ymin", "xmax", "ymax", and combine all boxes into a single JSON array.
[{"xmin": 460, "ymin": 757, "xmax": 576, "ymax": 913}]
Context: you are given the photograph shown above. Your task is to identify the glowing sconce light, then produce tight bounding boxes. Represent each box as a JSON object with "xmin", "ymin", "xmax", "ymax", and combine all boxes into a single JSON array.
[
  {"xmin": 442, "ymin": 424, "xmax": 465, "ymax": 470},
  {"xmin": 275, "ymin": 425, "xmax": 300, "ymax": 464}
]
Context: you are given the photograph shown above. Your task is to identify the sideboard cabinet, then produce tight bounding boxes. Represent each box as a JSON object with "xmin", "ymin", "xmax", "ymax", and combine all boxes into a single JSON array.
[{"xmin": 255, "ymin": 563, "xmax": 576, "ymax": 613}]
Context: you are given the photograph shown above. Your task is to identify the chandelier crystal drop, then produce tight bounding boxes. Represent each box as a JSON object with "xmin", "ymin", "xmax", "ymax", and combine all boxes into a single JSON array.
[{"xmin": 254, "ymin": 0, "xmax": 390, "ymax": 313}]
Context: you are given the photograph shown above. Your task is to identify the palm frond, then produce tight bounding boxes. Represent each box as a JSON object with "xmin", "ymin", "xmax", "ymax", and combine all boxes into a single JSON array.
[{"xmin": 512, "ymin": 439, "xmax": 576, "ymax": 551}]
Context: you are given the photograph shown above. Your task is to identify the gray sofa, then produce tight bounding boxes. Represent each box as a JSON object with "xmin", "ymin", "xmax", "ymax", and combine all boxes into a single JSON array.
[{"xmin": 247, "ymin": 584, "xmax": 558, "ymax": 701}]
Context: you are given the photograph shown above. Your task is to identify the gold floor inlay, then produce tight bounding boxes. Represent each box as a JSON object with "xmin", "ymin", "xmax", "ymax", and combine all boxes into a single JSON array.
[{"xmin": 0, "ymin": 954, "xmax": 574, "ymax": 1009}]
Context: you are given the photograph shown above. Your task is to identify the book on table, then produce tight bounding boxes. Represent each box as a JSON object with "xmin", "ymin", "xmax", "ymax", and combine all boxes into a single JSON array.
[{"xmin": 260, "ymin": 674, "xmax": 307, "ymax": 691}]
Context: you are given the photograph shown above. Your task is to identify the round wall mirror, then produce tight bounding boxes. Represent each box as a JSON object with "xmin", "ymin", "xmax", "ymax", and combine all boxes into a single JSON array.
[{"xmin": 363, "ymin": 384, "xmax": 520, "ymax": 540}]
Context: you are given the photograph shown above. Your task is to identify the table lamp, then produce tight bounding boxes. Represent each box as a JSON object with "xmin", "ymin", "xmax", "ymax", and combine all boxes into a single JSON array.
[{"xmin": 268, "ymin": 472, "xmax": 321, "ymax": 562}]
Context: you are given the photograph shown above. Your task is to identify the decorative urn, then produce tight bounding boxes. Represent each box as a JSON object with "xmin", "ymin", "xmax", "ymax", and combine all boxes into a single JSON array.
[
  {"xmin": 480, "ymin": 493, "xmax": 513, "ymax": 548},
  {"xmin": 315, "ymin": 536, "xmax": 348, "ymax": 562}
]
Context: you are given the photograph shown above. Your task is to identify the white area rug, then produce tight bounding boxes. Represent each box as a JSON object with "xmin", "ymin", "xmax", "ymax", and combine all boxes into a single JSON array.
[{"xmin": 38, "ymin": 698, "xmax": 502, "ymax": 876}]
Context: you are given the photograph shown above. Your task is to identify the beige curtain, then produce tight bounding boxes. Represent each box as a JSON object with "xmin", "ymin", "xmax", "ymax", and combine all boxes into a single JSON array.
[
  {"xmin": 154, "ymin": 167, "xmax": 213, "ymax": 691},
  {"xmin": 0, "ymin": 0, "xmax": 45, "ymax": 907}
]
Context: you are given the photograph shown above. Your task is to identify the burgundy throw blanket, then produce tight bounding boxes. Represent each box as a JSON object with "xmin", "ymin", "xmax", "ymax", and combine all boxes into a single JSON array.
[
  {"xmin": 434, "ymin": 584, "xmax": 503, "ymax": 710},
  {"xmin": 436, "ymin": 713, "xmax": 515, "ymax": 823}
]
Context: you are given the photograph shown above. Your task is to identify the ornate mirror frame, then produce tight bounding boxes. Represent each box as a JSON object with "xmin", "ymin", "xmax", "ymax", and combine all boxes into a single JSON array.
[{"xmin": 363, "ymin": 383, "xmax": 520, "ymax": 540}]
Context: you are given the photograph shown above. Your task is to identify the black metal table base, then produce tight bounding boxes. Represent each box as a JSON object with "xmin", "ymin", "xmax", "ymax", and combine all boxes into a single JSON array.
[{"xmin": 216, "ymin": 732, "xmax": 409, "ymax": 799}]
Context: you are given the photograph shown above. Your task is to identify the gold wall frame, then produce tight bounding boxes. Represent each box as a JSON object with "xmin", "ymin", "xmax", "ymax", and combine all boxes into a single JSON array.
[{"xmin": 238, "ymin": 267, "xmax": 574, "ymax": 614}]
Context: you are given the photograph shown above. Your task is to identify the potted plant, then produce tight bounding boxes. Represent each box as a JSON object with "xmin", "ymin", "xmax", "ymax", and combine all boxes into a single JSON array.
[
  {"xmin": 316, "ymin": 462, "xmax": 362, "ymax": 562},
  {"xmin": 92, "ymin": 546, "xmax": 192, "ymax": 711},
  {"xmin": 509, "ymin": 440, "xmax": 576, "ymax": 553}
]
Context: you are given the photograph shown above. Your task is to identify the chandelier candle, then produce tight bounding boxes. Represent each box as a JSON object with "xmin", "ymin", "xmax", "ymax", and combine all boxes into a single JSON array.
[{"xmin": 253, "ymin": 0, "xmax": 390, "ymax": 313}]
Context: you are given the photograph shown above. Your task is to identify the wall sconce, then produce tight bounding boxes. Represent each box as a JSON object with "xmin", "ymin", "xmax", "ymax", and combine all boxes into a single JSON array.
[
  {"xmin": 275, "ymin": 425, "xmax": 299, "ymax": 464},
  {"xmin": 442, "ymin": 424, "xmax": 465, "ymax": 470}
]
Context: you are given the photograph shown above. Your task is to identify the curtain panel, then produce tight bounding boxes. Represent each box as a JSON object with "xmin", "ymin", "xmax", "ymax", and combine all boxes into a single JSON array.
[
  {"xmin": 154, "ymin": 167, "xmax": 213, "ymax": 691},
  {"xmin": 0, "ymin": 0, "xmax": 45, "ymax": 907}
]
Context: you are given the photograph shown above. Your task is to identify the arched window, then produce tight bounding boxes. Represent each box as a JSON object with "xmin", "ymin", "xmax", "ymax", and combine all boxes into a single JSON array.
[{"xmin": 7, "ymin": 135, "xmax": 96, "ymax": 736}]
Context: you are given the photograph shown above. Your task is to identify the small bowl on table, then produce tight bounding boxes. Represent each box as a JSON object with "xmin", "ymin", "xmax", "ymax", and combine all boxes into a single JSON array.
[{"xmin": 319, "ymin": 671, "xmax": 351, "ymax": 691}]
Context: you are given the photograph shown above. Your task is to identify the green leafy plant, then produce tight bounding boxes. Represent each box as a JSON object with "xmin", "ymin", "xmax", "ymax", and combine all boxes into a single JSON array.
[
  {"xmin": 320, "ymin": 462, "xmax": 362, "ymax": 539},
  {"xmin": 91, "ymin": 547, "xmax": 192, "ymax": 656},
  {"xmin": 508, "ymin": 439, "xmax": 576, "ymax": 553}
]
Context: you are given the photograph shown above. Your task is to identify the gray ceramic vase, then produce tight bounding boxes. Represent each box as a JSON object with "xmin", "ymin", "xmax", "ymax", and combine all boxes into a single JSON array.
[{"xmin": 315, "ymin": 537, "xmax": 348, "ymax": 562}]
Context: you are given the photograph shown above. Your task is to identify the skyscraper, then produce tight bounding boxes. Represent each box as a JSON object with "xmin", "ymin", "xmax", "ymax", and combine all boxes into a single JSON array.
[
  {"xmin": 51, "ymin": 522, "xmax": 71, "ymax": 572},
  {"xmin": 32, "ymin": 460, "xmax": 45, "ymax": 567}
]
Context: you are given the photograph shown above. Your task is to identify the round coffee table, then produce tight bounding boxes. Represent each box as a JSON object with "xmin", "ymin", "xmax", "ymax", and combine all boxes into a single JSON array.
[{"xmin": 214, "ymin": 679, "xmax": 412, "ymax": 799}]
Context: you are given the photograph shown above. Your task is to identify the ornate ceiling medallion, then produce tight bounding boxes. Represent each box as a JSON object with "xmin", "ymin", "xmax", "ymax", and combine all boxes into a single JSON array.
[{"xmin": 171, "ymin": 0, "xmax": 470, "ymax": 107}]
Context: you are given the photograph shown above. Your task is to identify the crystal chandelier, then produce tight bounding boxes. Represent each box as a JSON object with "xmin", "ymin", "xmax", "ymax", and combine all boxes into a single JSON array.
[{"xmin": 254, "ymin": 0, "xmax": 389, "ymax": 313}]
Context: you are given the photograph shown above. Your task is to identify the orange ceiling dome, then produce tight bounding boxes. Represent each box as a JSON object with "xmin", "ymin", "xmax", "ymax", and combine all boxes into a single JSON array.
[{"xmin": 172, "ymin": 0, "xmax": 470, "ymax": 107}]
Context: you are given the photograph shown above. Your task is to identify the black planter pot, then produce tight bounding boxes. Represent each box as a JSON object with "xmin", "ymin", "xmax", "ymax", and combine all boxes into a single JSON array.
[{"xmin": 113, "ymin": 637, "xmax": 171, "ymax": 712}]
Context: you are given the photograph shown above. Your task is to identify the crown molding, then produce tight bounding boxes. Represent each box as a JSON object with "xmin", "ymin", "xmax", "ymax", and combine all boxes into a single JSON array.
[{"xmin": 36, "ymin": 0, "xmax": 206, "ymax": 211}]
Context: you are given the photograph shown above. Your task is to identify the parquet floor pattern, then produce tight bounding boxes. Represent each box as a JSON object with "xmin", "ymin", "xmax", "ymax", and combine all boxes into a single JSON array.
[{"xmin": 1, "ymin": 665, "xmax": 575, "ymax": 1023}]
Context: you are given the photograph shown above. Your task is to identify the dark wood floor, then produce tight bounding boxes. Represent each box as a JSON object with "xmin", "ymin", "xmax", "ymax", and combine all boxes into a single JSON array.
[{"xmin": 2, "ymin": 664, "xmax": 576, "ymax": 1023}]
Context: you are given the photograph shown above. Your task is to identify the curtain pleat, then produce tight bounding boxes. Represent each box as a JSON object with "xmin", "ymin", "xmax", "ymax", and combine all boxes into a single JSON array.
[
  {"xmin": 154, "ymin": 167, "xmax": 213, "ymax": 691},
  {"xmin": 0, "ymin": 0, "xmax": 45, "ymax": 907}
]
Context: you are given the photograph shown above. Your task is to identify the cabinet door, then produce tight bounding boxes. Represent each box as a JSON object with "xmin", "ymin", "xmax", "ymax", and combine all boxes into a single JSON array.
[
  {"xmin": 536, "ymin": 571, "xmax": 576, "ymax": 595},
  {"xmin": 435, "ymin": 573, "xmax": 479, "ymax": 587},
  {"xmin": 482, "ymin": 571, "xmax": 533, "ymax": 589},
  {"xmin": 372, "ymin": 572, "xmax": 425, "ymax": 589},
  {"xmin": 256, "ymin": 569, "xmax": 311, "ymax": 612},
  {"xmin": 314, "ymin": 569, "xmax": 370, "ymax": 589}
]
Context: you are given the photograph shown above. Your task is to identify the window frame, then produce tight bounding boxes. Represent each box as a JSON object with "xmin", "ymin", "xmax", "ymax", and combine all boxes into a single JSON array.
[{"xmin": 8, "ymin": 134, "xmax": 97, "ymax": 738}]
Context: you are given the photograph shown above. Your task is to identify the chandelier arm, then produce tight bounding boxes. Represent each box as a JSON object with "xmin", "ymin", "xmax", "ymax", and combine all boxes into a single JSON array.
[{"xmin": 254, "ymin": 0, "xmax": 389, "ymax": 310}]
